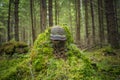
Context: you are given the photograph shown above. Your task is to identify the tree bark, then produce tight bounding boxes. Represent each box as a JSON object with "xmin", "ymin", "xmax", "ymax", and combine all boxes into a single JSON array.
[
  {"xmin": 40, "ymin": 0, "xmax": 47, "ymax": 32},
  {"xmin": 30, "ymin": 0, "xmax": 36, "ymax": 42},
  {"xmin": 85, "ymin": 0, "xmax": 89, "ymax": 46},
  {"xmin": 90, "ymin": 0, "xmax": 95, "ymax": 45},
  {"xmin": 98, "ymin": 0, "xmax": 105, "ymax": 47},
  {"xmin": 55, "ymin": 0, "xmax": 59, "ymax": 25},
  {"xmin": 48, "ymin": 0, "xmax": 53, "ymax": 27},
  {"xmin": 75, "ymin": 0, "xmax": 81, "ymax": 44},
  {"xmin": 14, "ymin": 0, "xmax": 19, "ymax": 41},
  {"xmin": 114, "ymin": 0, "xmax": 118, "ymax": 34},
  {"xmin": 8, "ymin": 0, "xmax": 12, "ymax": 41},
  {"xmin": 55, "ymin": 0, "xmax": 57, "ymax": 25},
  {"xmin": 105, "ymin": 0, "xmax": 119, "ymax": 48},
  {"xmin": 68, "ymin": 1, "xmax": 73, "ymax": 32}
]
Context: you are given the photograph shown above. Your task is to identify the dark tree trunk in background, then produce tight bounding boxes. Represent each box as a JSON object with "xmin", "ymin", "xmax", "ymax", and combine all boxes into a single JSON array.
[
  {"xmin": 98, "ymin": 0, "xmax": 105, "ymax": 47},
  {"xmin": 55, "ymin": 0, "xmax": 57, "ymax": 25},
  {"xmin": 114, "ymin": 0, "xmax": 118, "ymax": 33},
  {"xmin": 69, "ymin": 1, "xmax": 73, "ymax": 32},
  {"xmin": 90, "ymin": 0, "xmax": 95, "ymax": 45},
  {"xmin": 8, "ymin": 0, "xmax": 12, "ymax": 41},
  {"xmin": 33, "ymin": 0, "xmax": 36, "ymax": 36},
  {"xmin": 10, "ymin": 19, "xmax": 14, "ymax": 39},
  {"xmin": 48, "ymin": 0, "xmax": 53, "ymax": 27},
  {"xmin": 30, "ymin": 0, "xmax": 36, "ymax": 42},
  {"xmin": 55, "ymin": 0, "xmax": 59, "ymax": 25},
  {"xmin": 40, "ymin": 0, "xmax": 47, "ymax": 32},
  {"xmin": 105, "ymin": 0, "xmax": 119, "ymax": 48},
  {"xmin": 14, "ymin": 0, "xmax": 19, "ymax": 41},
  {"xmin": 85, "ymin": 0, "xmax": 89, "ymax": 46},
  {"xmin": 75, "ymin": 0, "xmax": 81, "ymax": 45}
]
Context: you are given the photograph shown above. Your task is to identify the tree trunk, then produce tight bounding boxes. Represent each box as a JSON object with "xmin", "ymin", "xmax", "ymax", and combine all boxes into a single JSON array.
[
  {"xmin": 30, "ymin": 0, "xmax": 36, "ymax": 42},
  {"xmin": 8, "ymin": 0, "xmax": 12, "ymax": 41},
  {"xmin": 14, "ymin": 0, "xmax": 19, "ymax": 41},
  {"xmin": 55, "ymin": 0, "xmax": 59, "ymax": 25},
  {"xmin": 98, "ymin": 0, "xmax": 105, "ymax": 47},
  {"xmin": 105, "ymin": 0, "xmax": 119, "ymax": 48},
  {"xmin": 40, "ymin": 0, "xmax": 47, "ymax": 32},
  {"xmin": 55, "ymin": 0, "xmax": 57, "ymax": 25},
  {"xmin": 48, "ymin": 0, "xmax": 53, "ymax": 27},
  {"xmin": 90, "ymin": 0, "xmax": 95, "ymax": 45},
  {"xmin": 114, "ymin": 0, "xmax": 118, "ymax": 34},
  {"xmin": 85, "ymin": 0, "xmax": 89, "ymax": 46},
  {"xmin": 68, "ymin": 1, "xmax": 73, "ymax": 32},
  {"xmin": 75, "ymin": 0, "xmax": 81, "ymax": 45}
]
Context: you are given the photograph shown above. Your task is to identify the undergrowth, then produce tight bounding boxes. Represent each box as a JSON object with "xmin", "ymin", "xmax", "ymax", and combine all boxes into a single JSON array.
[
  {"xmin": 0, "ymin": 26, "xmax": 108, "ymax": 80},
  {"xmin": 85, "ymin": 47, "xmax": 120, "ymax": 80},
  {"xmin": 0, "ymin": 40, "xmax": 29, "ymax": 56},
  {"xmin": 29, "ymin": 26, "xmax": 96, "ymax": 80}
]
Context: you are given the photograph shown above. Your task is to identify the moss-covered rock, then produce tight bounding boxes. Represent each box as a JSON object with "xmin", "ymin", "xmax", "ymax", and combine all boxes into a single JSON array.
[{"xmin": 0, "ymin": 41, "xmax": 29, "ymax": 56}]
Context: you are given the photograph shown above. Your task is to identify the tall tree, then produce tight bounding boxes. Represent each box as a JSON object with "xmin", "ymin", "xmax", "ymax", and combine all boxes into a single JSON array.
[
  {"xmin": 68, "ymin": 0, "xmax": 73, "ymax": 32},
  {"xmin": 40, "ymin": 0, "xmax": 47, "ymax": 32},
  {"xmin": 105, "ymin": 0, "xmax": 119, "ymax": 48},
  {"xmin": 8, "ymin": 0, "xmax": 12, "ymax": 41},
  {"xmin": 75, "ymin": 0, "xmax": 81, "ymax": 45},
  {"xmin": 30, "ymin": 0, "xmax": 36, "ymax": 42},
  {"xmin": 114, "ymin": 0, "xmax": 118, "ymax": 33},
  {"xmin": 54, "ymin": 0, "xmax": 59, "ymax": 25},
  {"xmin": 98, "ymin": 0, "xmax": 105, "ymax": 47},
  {"xmin": 85, "ymin": 0, "xmax": 89, "ymax": 46},
  {"xmin": 90, "ymin": 0, "xmax": 95, "ymax": 45},
  {"xmin": 14, "ymin": 0, "xmax": 19, "ymax": 41},
  {"xmin": 48, "ymin": 0, "xmax": 53, "ymax": 27}
]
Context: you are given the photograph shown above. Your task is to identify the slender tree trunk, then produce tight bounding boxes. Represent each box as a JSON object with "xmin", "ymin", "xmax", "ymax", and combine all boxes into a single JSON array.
[
  {"xmin": 105, "ymin": 0, "xmax": 119, "ymax": 48},
  {"xmin": 0, "ymin": 28, "xmax": 2, "ymax": 44},
  {"xmin": 48, "ymin": 0, "xmax": 53, "ymax": 27},
  {"xmin": 8, "ymin": 0, "xmax": 12, "ymax": 41},
  {"xmin": 85, "ymin": 0, "xmax": 89, "ymax": 46},
  {"xmin": 98, "ymin": 0, "xmax": 105, "ymax": 47},
  {"xmin": 30, "ymin": 0, "xmax": 36, "ymax": 42},
  {"xmin": 114, "ymin": 0, "xmax": 118, "ymax": 34},
  {"xmin": 90, "ymin": 0, "xmax": 95, "ymax": 45},
  {"xmin": 11, "ymin": 18, "xmax": 14, "ymax": 39},
  {"xmin": 14, "ymin": 0, "xmax": 19, "ymax": 41},
  {"xmin": 40, "ymin": 0, "xmax": 47, "ymax": 32},
  {"xmin": 75, "ymin": 0, "xmax": 81, "ymax": 44},
  {"xmin": 33, "ymin": 0, "xmax": 36, "ymax": 39},
  {"xmin": 68, "ymin": 1, "xmax": 73, "ymax": 32},
  {"xmin": 55, "ymin": 0, "xmax": 57, "ymax": 25},
  {"xmin": 55, "ymin": 0, "xmax": 59, "ymax": 25},
  {"xmin": 23, "ymin": 27, "xmax": 25, "ymax": 42}
]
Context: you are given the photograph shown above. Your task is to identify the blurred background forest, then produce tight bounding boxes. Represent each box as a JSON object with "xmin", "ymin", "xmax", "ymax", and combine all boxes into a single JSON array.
[
  {"xmin": 0, "ymin": 0, "xmax": 120, "ymax": 79},
  {"xmin": 0, "ymin": 0, "xmax": 120, "ymax": 48}
]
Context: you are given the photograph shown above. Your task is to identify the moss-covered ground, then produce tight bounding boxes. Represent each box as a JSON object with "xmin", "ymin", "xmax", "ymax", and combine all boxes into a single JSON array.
[
  {"xmin": 84, "ymin": 47, "xmax": 120, "ymax": 80},
  {"xmin": 0, "ymin": 26, "xmax": 120, "ymax": 80}
]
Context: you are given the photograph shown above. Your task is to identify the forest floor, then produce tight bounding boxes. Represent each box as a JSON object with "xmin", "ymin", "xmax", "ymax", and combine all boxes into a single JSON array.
[
  {"xmin": 0, "ymin": 47, "xmax": 120, "ymax": 80},
  {"xmin": 84, "ymin": 47, "xmax": 120, "ymax": 80}
]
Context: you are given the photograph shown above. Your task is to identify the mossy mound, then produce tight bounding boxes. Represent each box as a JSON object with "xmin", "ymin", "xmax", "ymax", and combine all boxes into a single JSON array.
[
  {"xmin": 0, "ymin": 41, "xmax": 29, "ymax": 56},
  {"xmin": 29, "ymin": 26, "xmax": 95, "ymax": 79},
  {"xmin": 0, "ymin": 26, "xmax": 96, "ymax": 80}
]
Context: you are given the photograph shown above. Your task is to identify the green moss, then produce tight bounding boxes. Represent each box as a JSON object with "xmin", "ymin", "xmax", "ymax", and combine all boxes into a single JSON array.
[
  {"xmin": 0, "ymin": 40, "xmax": 29, "ymax": 55},
  {"xmin": 0, "ymin": 26, "xmax": 96, "ymax": 80},
  {"xmin": 85, "ymin": 47, "xmax": 120, "ymax": 80},
  {"xmin": 29, "ymin": 26, "xmax": 95, "ymax": 79}
]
